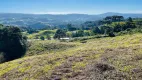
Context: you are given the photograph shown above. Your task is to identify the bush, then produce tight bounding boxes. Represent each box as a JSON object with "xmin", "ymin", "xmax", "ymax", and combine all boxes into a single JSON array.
[
  {"xmin": 54, "ymin": 29, "xmax": 66, "ymax": 39},
  {"xmin": 72, "ymin": 30, "xmax": 84, "ymax": 37},
  {"xmin": 0, "ymin": 26, "xmax": 27, "ymax": 62},
  {"xmin": 109, "ymin": 32, "xmax": 115, "ymax": 37},
  {"xmin": 40, "ymin": 36, "xmax": 45, "ymax": 40}
]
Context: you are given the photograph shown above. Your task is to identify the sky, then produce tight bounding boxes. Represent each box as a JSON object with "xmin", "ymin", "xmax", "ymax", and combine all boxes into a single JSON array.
[{"xmin": 0, "ymin": 0, "xmax": 141, "ymax": 14}]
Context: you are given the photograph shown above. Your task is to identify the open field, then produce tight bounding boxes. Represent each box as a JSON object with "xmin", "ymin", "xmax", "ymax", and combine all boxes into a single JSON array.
[{"xmin": 1, "ymin": 33, "xmax": 142, "ymax": 80}]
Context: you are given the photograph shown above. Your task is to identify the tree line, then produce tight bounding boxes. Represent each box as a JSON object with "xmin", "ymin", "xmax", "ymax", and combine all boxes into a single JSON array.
[{"xmin": 53, "ymin": 16, "xmax": 138, "ymax": 39}]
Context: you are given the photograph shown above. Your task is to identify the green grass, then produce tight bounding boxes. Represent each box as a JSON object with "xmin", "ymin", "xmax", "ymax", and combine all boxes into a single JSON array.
[
  {"xmin": 26, "ymin": 40, "xmax": 80, "ymax": 56},
  {"xmin": 1, "ymin": 33, "xmax": 142, "ymax": 79},
  {"xmin": 27, "ymin": 30, "xmax": 56, "ymax": 39}
]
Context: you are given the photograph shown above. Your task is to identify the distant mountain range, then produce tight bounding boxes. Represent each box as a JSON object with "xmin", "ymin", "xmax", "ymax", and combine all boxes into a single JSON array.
[{"xmin": 0, "ymin": 12, "xmax": 142, "ymax": 29}]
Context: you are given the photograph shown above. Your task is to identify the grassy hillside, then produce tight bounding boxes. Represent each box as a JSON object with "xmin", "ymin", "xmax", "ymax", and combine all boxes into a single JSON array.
[
  {"xmin": 1, "ymin": 33, "xmax": 142, "ymax": 80},
  {"xmin": 27, "ymin": 30, "xmax": 56, "ymax": 39},
  {"xmin": 26, "ymin": 40, "xmax": 80, "ymax": 56}
]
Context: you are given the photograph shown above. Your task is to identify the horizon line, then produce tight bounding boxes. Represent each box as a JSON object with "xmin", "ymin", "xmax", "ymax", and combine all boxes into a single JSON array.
[{"xmin": 0, "ymin": 12, "xmax": 142, "ymax": 15}]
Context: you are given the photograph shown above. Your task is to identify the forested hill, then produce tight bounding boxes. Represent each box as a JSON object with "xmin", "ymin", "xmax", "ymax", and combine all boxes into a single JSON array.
[{"xmin": 0, "ymin": 12, "xmax": 142, "ymax": 29}]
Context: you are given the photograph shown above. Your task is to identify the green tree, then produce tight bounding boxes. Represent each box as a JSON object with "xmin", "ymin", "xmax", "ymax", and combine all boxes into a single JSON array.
[
  {"xmin": 40, "ymin": 36, "xmax": 45, "ymax": 40},
  {"xmin": 108, "ymin": 32, "xmax": 115, "ymax": 37},
  {"xmin": 67, "ymin": 24, "xmax": 76, "ymax": 31},
  {"xmin": 104, "ymin": 16, "xmax": 124, "ymax": 22},
  {"xmin": 72, "ymin": 30, "xmax": 85, "ymax": 37},
  {"xmin": 54, "ymin": 29, "xmax": 66, "ymax": 39},
  {"xmin": 100, "ymin": 26, "xmax": 111, "ymax": 34},
  {"xmin": 104, "ymin": 27, "xmax": 112, "ymax": 35},
  {"xmin": 0, "ymin": 26, "xmax": 27, "ymax": 61},
  {"xmin": 100, "ymin": 25, "xmax": 114, "ymax": 36},
  {"xmin": 124, "ymin": 17, "xmax": 136, "ymax": 30},
  {"xmin": 27, "ymin": 27, "xmax": 38, "ymax": 34},
  {"xmin": 127, "ymin": 17, "xmax": 133, "ymax": 22},
  {"xmin": 92, "ymin": 27, "xmax": 101, "ymax": 34},
  {"xmin": 84, "ymin": 31, "xmax": 91, "ymax": 36},
  {"xmin": 77, "ymin": 30, "xmax": 84, "ymax": 37},
  {"xmin": 112, "ymin": 23, "xmax": 123, "ymax": 32}
]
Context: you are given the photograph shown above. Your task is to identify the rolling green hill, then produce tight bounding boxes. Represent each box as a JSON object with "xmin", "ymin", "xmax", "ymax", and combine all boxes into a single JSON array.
[
  {"xmin": 1, "ymin": 33, "xmax": 142, "ymax": 80},
  {"xmin": 27, "ymin": 30, "xmax": 56, "ymax": 39}
]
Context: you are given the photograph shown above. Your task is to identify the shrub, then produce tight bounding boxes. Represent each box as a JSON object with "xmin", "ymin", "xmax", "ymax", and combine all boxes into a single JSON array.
[
  {"xmin": 54, "ymin": 29, "xmax": 66, "ymax": 39},
  {"xmin": 109, "ymin": 32, "xmax": 115, "ymax": 37},
  {"xmin": 40, "ymin": 36, "xmax": 45, "ymax": 40}
]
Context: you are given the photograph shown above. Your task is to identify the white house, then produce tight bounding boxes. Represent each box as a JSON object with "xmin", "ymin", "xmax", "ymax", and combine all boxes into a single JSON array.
[{"xmin": 60, "ymin": 37, "xmax": 70, "ymax": 40}]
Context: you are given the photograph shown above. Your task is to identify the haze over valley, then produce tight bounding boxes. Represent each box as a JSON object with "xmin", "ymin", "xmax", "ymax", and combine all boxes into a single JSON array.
[{"xmin": 0, "ymin": 12, "xmax": 142, "ymax": 29}]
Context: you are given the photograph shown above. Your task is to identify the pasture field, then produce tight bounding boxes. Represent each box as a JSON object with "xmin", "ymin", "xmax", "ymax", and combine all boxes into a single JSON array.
[{"xmin": 1, "ymin": 33, "xmax": 142, "ymax": 80}]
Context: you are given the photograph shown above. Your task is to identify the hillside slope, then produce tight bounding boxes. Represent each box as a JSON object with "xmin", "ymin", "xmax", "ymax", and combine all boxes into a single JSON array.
[
  {"xmin": 0, "ymin": 13, "xmax": 142, "ymax": 28},
  {"xmin": 27, "ymin": 30, "xmax": 56, "ymax": 39},
  {"xmin": 1, "ymin": 34, "xmax": 142, "ymax": 80}
]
